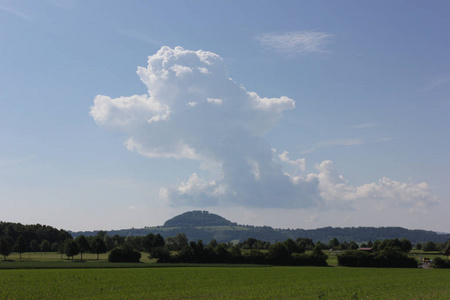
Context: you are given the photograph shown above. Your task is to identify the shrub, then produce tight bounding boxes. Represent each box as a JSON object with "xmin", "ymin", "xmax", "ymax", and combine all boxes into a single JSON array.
[
  {"xmin": 243, "ymin": 249, "xmax": 267, "ymax": 265},
  {"xmin": 108, "ymin": 244, "xmax": 141, "ymax": 263},
  {"xmin": 432, "ymin": 257, "xmax": 450, "ymax": 268},
  {"xmin": 338, "ymin": 248, "xmax": 417, "ymax": 268}
]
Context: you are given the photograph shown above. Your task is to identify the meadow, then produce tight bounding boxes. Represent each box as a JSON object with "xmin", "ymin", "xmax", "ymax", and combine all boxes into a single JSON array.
[
  {"xmin": 1, "ymin": 265, "xmax": 450, "ymax": 299},
  {"xmin": 1, "ymin": 251, "xmax": 449, "ymax": 299}
]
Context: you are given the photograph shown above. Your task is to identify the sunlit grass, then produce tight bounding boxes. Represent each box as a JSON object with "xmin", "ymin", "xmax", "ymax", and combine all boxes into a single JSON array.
[{"xmin": 0, "ymin": 266, "xmax": 449, "ymax": 299}]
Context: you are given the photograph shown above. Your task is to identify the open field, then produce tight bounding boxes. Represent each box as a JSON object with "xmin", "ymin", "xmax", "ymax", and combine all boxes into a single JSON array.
[
  {"xmin": 2, "ymin": 250, "xmax": 448, "ymax": 267},
  {"xmin": 1, "ymin": 266, "xmax": 450, "ymax": 299},
  {"xmin": 2, "ymin": 251, "xmax": 159, "ymax": 263}
]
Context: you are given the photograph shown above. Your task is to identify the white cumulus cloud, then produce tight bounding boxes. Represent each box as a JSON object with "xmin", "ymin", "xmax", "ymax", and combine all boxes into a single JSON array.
[{"xmin": 90, "ymin": 46, "xmax": 437, "ymax": 212}]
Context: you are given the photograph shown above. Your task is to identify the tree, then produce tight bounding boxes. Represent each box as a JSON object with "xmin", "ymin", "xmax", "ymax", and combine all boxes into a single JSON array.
[
  {"xmin": 96, "ymin": 230, "xmax": 107, "ymax": 238},
  {"xmin": 51, "ymin": 242, "xmax": 59, "ymax": 252},
  {"xmin": 29, "ymin": 240, "xmax": 39, "ymax": 253},
  {"xmin": 0, "ymin": 236, "xmax": 13, "ymax": 260},
  {"xmin": 103, "ymin": 235, "xmax": 115, "ymax": 251},
  {"xmin": 125, "ymin": 236, "xmax": 143, "ymax": 251},
  {"xmin": 423, "ymin": 241, "xmax": 438, "ymax": 252},
  {"xmin": 141, "ymin": 233, "xmax": 155, "ymax": 252},
  {"xmin": 268, "ymin": 242, "xmax": 290, "ymax": 265},
  {"xmin": 328, "ymin": 238, "xmax": 340, "ymax": 250},
  {"xmin": 150, "ymin": 247, "xmax": 170, "ymax": 263},
  {"xmin": 444, "ymin": 242, "xmax": 450, "ymax": 256},
  {"xmin": 39, "ymin": 240, "xmax": 51, "ymax": 252},
  {"xmin": 58, "ymin": 242, "xmax": 65, "ymax": 259},
  {"xmin": 207, "ymin": 239, "xmax": 218, "ymax": 249},
  {"xmin": 284, "ymin": 239, "xmax": 301, "ymax": 254},
  {"xmin": 75, "ymin": 235, "xmax": 90, "ymax": 260},
  {"xmin": 296, "ymin": 237, "xmax": 314, "ymax": 251},
  {"xmin": 416, "ymin": 243, "xmax": 422, "ymax": 250},
  {"xmin": 215, "ymin": 244, "xmax": 231, "ymax": 263},
  {"xmin": 347, "ymin": 241, "xmax": 359, "ymax": 250},
  {"xmin": 166, "ymin": 233, "xmax": 189, "ymax": 251},
  {"xmin": 154, "ymin": 234, "xmax": 165, "ymax": 248},
  {"xmin": 112, "ymin": 235, "xmax": 125, "ymax": 247},
  {"xmin": 16, "ymin": 235, "xmax": 27, "ymax": 259},
  {"xmin": 64, "ymin": 240, "xmax": 80, "ymax": 260},
  {"xmin": 90, "ymin": 236, "xmax": 107, "ymax": 260},
  {"xmin": 400, "ymin": 238, "xmax": 412, "ymax": 253},
  {"xmin": 315, "ymin": 241, "xmax": 327, "ymax": 250}
]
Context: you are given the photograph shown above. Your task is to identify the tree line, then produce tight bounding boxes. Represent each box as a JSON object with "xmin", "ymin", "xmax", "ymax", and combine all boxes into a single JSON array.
[{"xmin": 2, "ymin": 225, "xmax": 450, "ymax": 268}]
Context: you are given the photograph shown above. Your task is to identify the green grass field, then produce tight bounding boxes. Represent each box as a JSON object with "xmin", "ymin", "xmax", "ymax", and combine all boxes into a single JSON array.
[
  {"xmin": 0, "ymin": 266, "xmax": 449, "ymax": 299},
  {"xmin": 1, "ymin": 252, "xmax": 449, "ymax": 299}
]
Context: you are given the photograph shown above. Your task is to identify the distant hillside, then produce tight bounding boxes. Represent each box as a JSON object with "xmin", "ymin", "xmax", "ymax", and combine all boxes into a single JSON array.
[
  {"xmin": 164, "ymin": 211, "xmax": 234, "ymax": 227},
  {"xmin": 71, "ymin": 211, "xmax": 450, "ymax": 245},
  {"xmin": 279, "ymin": 226, "xmax": 450, "ymax": 245}
]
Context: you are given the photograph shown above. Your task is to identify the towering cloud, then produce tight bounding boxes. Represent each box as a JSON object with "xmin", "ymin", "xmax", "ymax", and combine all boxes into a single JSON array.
[{"xmin": 90, "ymin": 46, "xmax": 437, "ymax": 211}]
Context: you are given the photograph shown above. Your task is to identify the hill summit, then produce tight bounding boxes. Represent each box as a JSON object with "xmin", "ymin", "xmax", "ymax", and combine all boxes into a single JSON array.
[{"xmin": 163, "ymin": 210, "xmax": 233, "ymax": 227}]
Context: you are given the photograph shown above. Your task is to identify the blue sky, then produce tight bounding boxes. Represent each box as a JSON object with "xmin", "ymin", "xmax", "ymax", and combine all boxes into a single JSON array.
[{"xmin": 1, "ymin": 0, "xmax": 449, "ymax": 232}]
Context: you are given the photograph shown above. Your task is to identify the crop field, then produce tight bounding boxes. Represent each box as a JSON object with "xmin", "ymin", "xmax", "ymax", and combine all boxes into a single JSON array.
[{"xmin": 0, "ymin": 266, "xmax": 449, "ymax": 299}]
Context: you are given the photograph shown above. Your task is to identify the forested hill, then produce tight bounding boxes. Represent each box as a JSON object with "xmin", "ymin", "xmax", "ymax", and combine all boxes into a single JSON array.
[
  {"xmin": 164, "ymin": 211, "xmax": 234, "ymax": 227},
  {"xmin": 0, "ymin": 221, "xmax": 72, "ymax": 245},
  {"xmin": 278, "ymin": 227, "xmax": 450, "ymax": 245},
  {"xmin": 70, "ymin": 211, "xmax": 450, "ymax": 244}
]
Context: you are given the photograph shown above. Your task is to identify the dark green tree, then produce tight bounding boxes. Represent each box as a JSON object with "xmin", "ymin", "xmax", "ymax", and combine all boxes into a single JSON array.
[
  {"xmin": 64, "ymin": 240, "xmax": 80, "ymax": 260},
  {"xmin": 423, "ymin": 241, "xmax": 438, "ymax": 252},
  {"xmin": 314, "ymin": 241, "xmax": 327, "ymax": 250},
  {"xmin": 207, "ymin": 239, "xmax": 218, "ymax": 249},
  {"xmin": 112, "ymin": 235, "xmax": 125, "ymax": 247},
  {"xmin": 51, "ymin": 242, "xmax": 59, "ymax": 252},
  {"xmin": 90, "ymin": 236, "xmax": 107, "ymax": 260},
  {"xmin": 154, "ymin": 234, "xmax": 165, "ymax": 248},
  {"xmin": 328, "ymin": 238, "xmax": 340, "ymax": 249},
  {"xmin": 58, "ymin": 242, "xmax": 65, "ymax": 259},
  {"xmin": 150, "ymin": 247, "xmax": 170, "ymax": 262},
  {"xmin": 347, "ymin": 241, "xmax": 359, "ymax": 250},
  {"xmin": 296, "ymin": 238, "xmax": 315, "ymax": 250},
  {"xmin": 103, "ymin": 235, "xmax": 115, "ymax": 251},
  {"xmin": 166, "ymin": 233, "xmax": 189, "ymax": 251},
  {"xmin": 125, "ymin": 236, "xmax": 143, "ymax": 251},
  {"xmin": 96, "ymin": 231, "xmax": 107, "ymax": 238},
  {"xmin": 268, "ymin": 242, "xmax": 290, "ymax": 265},
  {"xmin": 39, "ymin": 240, "xmax": 51, "ymax": 252},
  {"xmin": 215, "ymin": 244, "xmax": 231, "ymax": 262},
  {"xmin": 0, "ymin": 236, "xmax": 13, "ymax": 260},
  {"xmin": 29, "ymin": 240, "xmax": 39, "ymax": 253},
  {"xmin": 141, "ymin": 233, "xmax": 156, "ymax": 252},
  {"xmin": 75, "ymin": 235, "xmax": 90, "ymax": 260},
  {"xmin": 400, "ymin": 238, "xmax": 412, "ymax": 252},
  {"xmin": 284, "ymin": 239, "xmax": 301, "ymax": 254},
  {"xmin": 16, "ymin": 235, "xmax": 27, "ymax": 259}
]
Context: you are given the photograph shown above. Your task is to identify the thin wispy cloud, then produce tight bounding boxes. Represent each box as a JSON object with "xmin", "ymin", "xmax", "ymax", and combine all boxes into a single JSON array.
[
  {"xmin": 0, "ymin": 3, "xmax": 30, "ymax": 20},
  {"xmin": 44, "ymin": 0, "xmax": 79, "ymax": 11},
  {"xmin": 302, "ymin": 139, "xmax": 364, "ymax": 154},
  {"xmin": 119, "ymin": 29, "xmax": 163, "ymax": 46},
  {"xmin": 0, "ymin": 155, "xmax": 34, "ymax": 166},
  {"xmin": 256, "ymin": 31, "xmax": 332, "ymax": 55},
  {"xmin": 422, "ymin": 74, "xmax": 450, "ymax": 91},
  {"xmin": 352, "ymin": 122, "xmax": 380, "ymax": 129}
]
